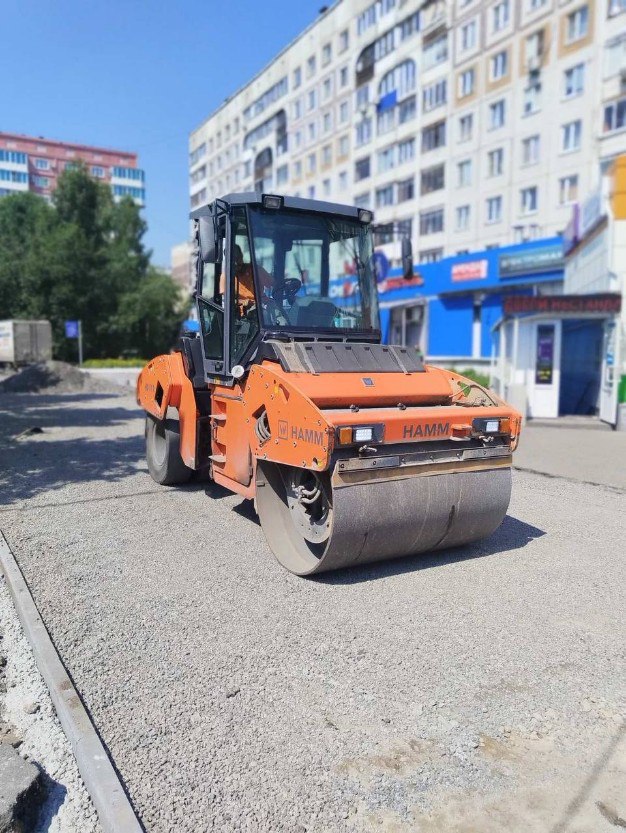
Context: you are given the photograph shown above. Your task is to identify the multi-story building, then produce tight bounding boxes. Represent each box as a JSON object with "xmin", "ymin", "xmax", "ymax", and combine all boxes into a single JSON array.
[
  {"xmin": 0, "ymin": 132, "xmax": 146, "ymax": 206},
  {"xmin": 187, "ymin": 0, "xmax": 626, "ymax": 267}
]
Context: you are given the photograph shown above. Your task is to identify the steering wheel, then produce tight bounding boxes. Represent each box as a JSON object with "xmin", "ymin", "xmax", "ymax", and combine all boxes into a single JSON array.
[{"xmin": 272, "ymin": 277, "xmax": 302, "ymax": 307}]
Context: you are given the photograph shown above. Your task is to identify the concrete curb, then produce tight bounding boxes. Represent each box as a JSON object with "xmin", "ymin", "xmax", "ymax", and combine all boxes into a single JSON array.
[{"xmin": 0, "ymin": 532, "xmax": 144, "ymax": 833}]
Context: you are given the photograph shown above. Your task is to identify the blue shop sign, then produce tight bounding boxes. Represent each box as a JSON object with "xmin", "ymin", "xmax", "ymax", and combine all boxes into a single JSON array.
[{"xmin": 499, "ymin": 244, "xmax": 564, "ymax": 278}]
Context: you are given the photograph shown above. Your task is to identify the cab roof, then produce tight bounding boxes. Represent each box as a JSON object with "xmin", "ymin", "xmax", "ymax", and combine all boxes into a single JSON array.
[{"xmin": 189, "ymin": 192, "xmax": 372, "ymax": 222}]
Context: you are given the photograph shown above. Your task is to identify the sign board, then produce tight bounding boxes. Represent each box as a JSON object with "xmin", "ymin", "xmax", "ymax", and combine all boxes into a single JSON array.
[
  {"xmin": 535, "ymin": 324, "xmax": 555, "ymax": 385},
  {"xmin": 563, "ymin": 204, "xmax": 580, "ymax": 256},
  {"xmin": 580, "ymin": 187, "xmax": 604, "ymax": 238},
  {"xmin": 373, "ymin": 251, "xmax": 390, "ymax": 282},
  {"xmin": 504, "ymin": 293, "xmax": 622, "ymax": 316},
  {"xmin": 65, "ymin": 320, "xmax": 79, "ymax": 339},
  {"xmin": 451, "ymin": 259, "xmax": 488, "ymax": 282},
  {"xmin": 499, "ymin": 244, "xmax": 564, "ymax": 278}
]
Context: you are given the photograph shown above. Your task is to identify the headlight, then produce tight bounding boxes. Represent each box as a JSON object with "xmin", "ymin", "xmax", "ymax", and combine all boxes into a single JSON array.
[
  {"xmin": 337, "ymin": 425, "xmax": 382, "ymax": 445},
  {"xmin": 472, "ymin": 417, "xmax": 510, "ymax": 435}
]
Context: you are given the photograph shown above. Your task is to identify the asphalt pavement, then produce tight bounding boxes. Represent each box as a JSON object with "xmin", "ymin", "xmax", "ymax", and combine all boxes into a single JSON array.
[{"xmin": 0, "ymin": 390, "xmax": 624, "ymax": 832}]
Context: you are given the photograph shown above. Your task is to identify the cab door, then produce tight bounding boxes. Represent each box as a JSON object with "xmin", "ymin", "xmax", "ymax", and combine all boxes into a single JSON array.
[{"xmin": 599, "ymin": 318, "xmax": 620, "ymax": 426}]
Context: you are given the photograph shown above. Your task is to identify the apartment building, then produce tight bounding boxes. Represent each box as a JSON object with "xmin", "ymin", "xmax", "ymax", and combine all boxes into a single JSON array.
[
  {"xmin": 0, "ymin": 132, "xmax": 146, "ymax": 206},
  {"xmin": 187, "ymin": 0, "xmax": 626, "ymax": 268}
]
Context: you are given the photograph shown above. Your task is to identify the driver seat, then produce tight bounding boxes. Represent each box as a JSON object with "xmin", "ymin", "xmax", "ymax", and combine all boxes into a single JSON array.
[{"xmin": 287, "ymin": 296, "xmax": 337, "ymax": 328}]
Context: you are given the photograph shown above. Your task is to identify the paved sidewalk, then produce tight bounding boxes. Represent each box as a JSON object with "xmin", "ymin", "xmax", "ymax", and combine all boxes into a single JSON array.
[{"xmin": 515, "ymin": 417, "xmax": 626, "ymax": 490}]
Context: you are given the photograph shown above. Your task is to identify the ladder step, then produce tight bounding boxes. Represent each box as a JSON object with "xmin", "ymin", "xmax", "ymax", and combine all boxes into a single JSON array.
[
  {"xmin": 210, "ymin": 414, "xmax": 227, "ymax": 422},
  {"xmin": 209, "ymin": 454, "xmax": 226, "ymax": 463}
]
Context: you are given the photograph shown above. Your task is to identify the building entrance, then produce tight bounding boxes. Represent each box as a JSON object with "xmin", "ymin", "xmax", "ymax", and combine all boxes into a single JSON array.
[{"xmin": 559, "ymin": 320, "xmax": 604, "ymax": 416}]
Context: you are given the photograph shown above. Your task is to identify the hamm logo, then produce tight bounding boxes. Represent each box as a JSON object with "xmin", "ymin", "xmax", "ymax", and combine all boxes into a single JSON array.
[
  {"xmin": 403, "ymin": 422, "xmax": 450, "ymax": 440},
  {"xmin": 291, "ymin": 425, "xmax": 324, "ymax": 445}
]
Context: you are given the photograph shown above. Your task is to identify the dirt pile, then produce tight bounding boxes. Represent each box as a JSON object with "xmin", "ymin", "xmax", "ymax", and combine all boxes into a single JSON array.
[{"xmin": 0, "ymin": 361, "xmax": 119, "ymax": 394}]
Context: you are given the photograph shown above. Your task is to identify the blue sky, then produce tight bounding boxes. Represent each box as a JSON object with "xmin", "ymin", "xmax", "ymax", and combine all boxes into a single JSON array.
[{"xmin": 1, "ymin": 0, "xmax": 325, "ymax": 266}]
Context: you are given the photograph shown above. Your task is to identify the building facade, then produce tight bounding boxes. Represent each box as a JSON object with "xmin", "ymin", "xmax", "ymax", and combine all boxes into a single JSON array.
[
  {"xmin": 0, "ymin": 132, "xmax": 146, "ymax": 206},
  {"xmin": 188, "ymin": 0, "xmax": 626, "ymax": 266}
]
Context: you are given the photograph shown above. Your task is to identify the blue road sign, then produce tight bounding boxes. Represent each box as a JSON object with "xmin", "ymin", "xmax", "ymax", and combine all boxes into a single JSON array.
[
  {"xmin": 65, "ymin": 320, "xmax": 79, "ymax": 339},
  {"xmin": 373, "ymin": 251, "xmax": 390, "ymax": 283}
]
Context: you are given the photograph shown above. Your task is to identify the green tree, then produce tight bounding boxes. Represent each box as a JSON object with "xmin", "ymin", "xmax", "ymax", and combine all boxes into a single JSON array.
[{"xmin": 0, "ymin": 164, "xmax": 184, "ymax": 360}]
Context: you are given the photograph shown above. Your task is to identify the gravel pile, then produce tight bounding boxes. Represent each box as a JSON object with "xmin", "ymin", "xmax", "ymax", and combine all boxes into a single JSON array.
[
  {"xmin": 0, "ymin": 392, "xmax": 624, "ymax": 832},
  {"xmin": 0, "ymin": 361, "xmax": 120, "ymax": 395}
]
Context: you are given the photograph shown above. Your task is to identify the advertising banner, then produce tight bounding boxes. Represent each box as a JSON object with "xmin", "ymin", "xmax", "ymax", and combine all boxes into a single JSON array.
[{"xmin": 499, "ymin": 244, "xmax": 564, "ymax": 278}]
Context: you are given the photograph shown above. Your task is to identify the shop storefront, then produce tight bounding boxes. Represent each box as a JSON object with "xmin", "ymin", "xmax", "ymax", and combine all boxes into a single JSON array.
[{"xmin": 491, "ymin": 155, "xmax": 625, "ymax": 425}]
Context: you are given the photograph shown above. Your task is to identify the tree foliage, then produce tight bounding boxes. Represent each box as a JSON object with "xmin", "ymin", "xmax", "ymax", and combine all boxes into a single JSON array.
[{"xmin": 0, "ymin": 165, "xmax": 184, "ymax": 360}]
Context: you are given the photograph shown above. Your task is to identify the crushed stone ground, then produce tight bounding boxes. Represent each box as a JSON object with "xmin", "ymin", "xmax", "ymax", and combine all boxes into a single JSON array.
[
  {"xmin": 0, "ymin": 389, "xmax": 624, "ymax": 832},
  {"xmin": 0, "ymin": 361, "xmax": 120, "ymax": 395}
]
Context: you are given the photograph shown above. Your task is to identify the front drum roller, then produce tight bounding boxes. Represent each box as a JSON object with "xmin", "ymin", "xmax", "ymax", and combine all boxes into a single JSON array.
[{"xmin": 256, "ymin": 461, "xmax": 512, "ymax": 576}]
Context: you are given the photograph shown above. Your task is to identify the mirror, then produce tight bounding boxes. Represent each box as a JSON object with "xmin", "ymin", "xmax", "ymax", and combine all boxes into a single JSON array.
[
  {"xmin": 199, "ymin": 216, "xmax": 219, "ymax": 263},
  {"xmin": 401, "ymin": 237, "xmax": 414, "ymax": 280}
]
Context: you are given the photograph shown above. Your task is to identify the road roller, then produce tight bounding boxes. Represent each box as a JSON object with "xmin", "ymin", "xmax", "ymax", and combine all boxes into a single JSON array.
[{"xmin": 137, "ymin": 193, "xmax": 522, "ymax": 576}]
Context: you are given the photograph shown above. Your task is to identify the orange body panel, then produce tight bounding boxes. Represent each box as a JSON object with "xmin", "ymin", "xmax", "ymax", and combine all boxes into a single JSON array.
[{"xmin": 136, "ymin": 353, "xmax": 198, "ymax": 468}]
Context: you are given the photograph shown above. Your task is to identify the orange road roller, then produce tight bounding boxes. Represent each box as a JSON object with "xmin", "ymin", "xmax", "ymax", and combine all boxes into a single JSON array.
[{"xmin": 137, "ymin": 193, "xmax": 521, "ymax": 576}]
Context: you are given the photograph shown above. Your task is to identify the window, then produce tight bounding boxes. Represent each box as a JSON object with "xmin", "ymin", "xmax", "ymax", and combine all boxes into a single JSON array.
[
  {"xmin": 398, "ymin": 96, "xmax": 417, "ymax": 123},
  {"xmin": 90, "ymin": 166, "xmax": 105, "ymax": 178},
  {"xmin": 376, "ymin": 185, "xmax": 394, "ymax": 207},
  {"xmin": 423, "ymin": 33, "xmax": 448, "ymax": 69},
  {"xmin": 338, "ymin": 171, "xmax": 348, "ymax": 190},
  {"xmin": 397, "ymin": 177, "xmax": 415, "ymax": 202},
  {"xmin": 322, "ymin": 44, "xmax": 332, "ymax": 65},
  {"xmin": 307, "ymin": 56, "xmax": 316, "ymax": 78},
  {"xmin": 421, "ymin": 164, "xmax": 445, "ymax": 194},
  {"xmin": 423, "ymin": 80, "xmax": 447, "ymax": 112},
  {"xmin": 377, "ymin": 146, "xmax": 395, "ymax": 173},
  {"xmin": 397, "ymin": 218, "xmax": 413, "ymax": 238},
  {"xmin": 491, "ymin": 50, "xmax": 508, "ymax": 80},
  {"xmin": 293, "ymin": 99, "xmax": 302, "ymax": 120},
  {"xmin": 34, "ymin": 158, "xmax": 49, "ymax": 170},
  {"xmin": 399, "ymin": 11, "xmax": 420, "ymax": 42},
  {"xmin": 308, "ymin": 90, "xmax": 316, "ymax": 111},
  {"xmin": 355, "ymin": 156, "xmax": 371, "ymax": 181},
  {"xmin": 461, "ymin": 20, "xmax": 477, "ymax": 51},
  {"xmin": 559, "ymin": 174, "xmax": 579, "ymax": 204},
  {"xmin": 339, "ymin": 101, "xmax": 349, "ymax": 123},
  {"xmin": 308, "ymin": 122, "xmax": 317, "ymax": 142},
  {"xmin": 338, "ymin": 135, "xmax": 349, "ymax": 156},
  {"xmin": 379, "ymin": 60, "xmax": 417, "ymax": 101},
  {"xmin": 276, "ymin": 164, "xmax": 289, "ymax": 185},
  {"xmin": 604, "ymin": 35, "xmax": 626, "ymax": 77},
  {"xmin": 566, "ymin": 6, "xmax": 589, "ymax": 43},
  {"xmin": 422, "ymin": 120, "xmax": 446, "ymax": 151},
  {"xmin": 339, "ymin": 30, "xmax": 349, "ymax": 52},
  {"xmin": 294, "ymin": 130, "xmax": 302, "ymax": 149},
  {"xmin": 398, "ymin": 138, "xmax": 416, "ymax": 163},
  {"xmin": 457, "ymin": 159, "xmax": 472, "ymax": 187},
  {"xmin": 608, "ymin": 0, "xmax": 626, "ymax": 15},
  {"xmin": 294, "ymin": 161, "xmax": 302, "ymax": 178},
  {"xmin": 356, "ymin": 117, "xmax": 372, "ymax": 146},
  {"xmin": 354, "ymin": 192, "xmax": 371, "ymax": 209},
  {"xmin": 603, "ymin": 97, "xmax": 626, "ymax": 132},
  {"xmin": 420, "ymin": 248, "xmax": 443, "ymax": 263},
  {"xmin": 340, "ymin": 67, "xmax": 349, "ymax": 87},
  {"xmin": 489, "ymin": 99, "xmax": 506, "ymax": 128},
  {"xmin": 487, "ymin": 148, "xmax": 503, "ymax": 176},
  {"xmin": 561, "ymin": 119, "xmax": 582, "ymax": 151},
  {"xmin": 307, "ymin": 153, "xmax": 316, "ymax": 174},
  {"xmin": 486, "ymin": 196, "xmax": 502, "ymax": 223},
  {"xmin": 521, "ymin": 186, "xmax": 538, "ymax": 214},
  {"xmin": 323, "ymin": 79, "xmax": 332, "ymax": 101},
  {"xmin": 523, "ymin": 81, "xmax": 542, "ymax": 114},
  {"xmin": 189, "ymin": 144, "xmax": 206, "ymax": 165},
  {"xmin": 522, "ymin": 134, "xmax": 540, "ymax": 165},
  {"xmin": 492, "ymin": 0, "xmax": 510, "ymax": 31},
  {"xmin": 529, "ymin": 0, "xmax": 547, "ymax": 8},
  {"xmin": 377, "ymin": 109, "xmax": 396, "ymax": 135},
  {"xmin": 112, "ymin": 166, "xmax": 144, "ymax": 181},
  {"xmin": 525, "ymin": 30, "xmax": 544, "ymax": 63},
  {"xmin": 294, "ymin": 67, "xmax": 302, "ymax": 88},
  {"xmin": 564, "ymin": 63, "xmax": 585, "ymax": 98},
  {"xmin": 459, "ymin": 113, "xmax": 473, "ymax": 141},
  {"xmin": 457, "ymin": 69, "xmax": 474, "ymax": 100},
  {"xmin": 323, "ymin": 112, "xmax": 332, "ymax": 133},
  {"xmin": 242, "ymin": 77, "xmax": 288, "ymax": 121},
  {"xmin": 374, "ymin": 223, "xmax": 394, "ymax": 245},
  {"xmin": 323, "ymin": 178, "xmax": 331, "ymax": 197},
  {"xmin": 0, "ymin": 170, "xmax": 27, "ymax": 183},
  {"xmin": 420, "ymin": 208, "xmax": 444, "ymax": 235},
  {"xmin": 33, "ymin": 175, "xmax": 49, "ymax": 188},
  {"xmin": 322, "ymin": 145, "xmax": 332, "ymax": 166},
  {"xmin": 456, "ymin": 205, "xmax": 470, "ymax": 230}
]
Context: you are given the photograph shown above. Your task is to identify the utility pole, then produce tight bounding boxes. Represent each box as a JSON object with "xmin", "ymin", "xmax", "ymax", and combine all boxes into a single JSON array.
[{"xmin": 78, "ymin": 320, "xmax": 83, "ymax": 366}]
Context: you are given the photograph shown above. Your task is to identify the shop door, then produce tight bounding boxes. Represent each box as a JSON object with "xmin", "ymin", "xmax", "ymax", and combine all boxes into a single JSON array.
[
  {"xmin": 599, "ymin": 318, "xmax": 620, "ymax": 426},
  {"xmin": 528, "ymin": 320, "xmax": 561, "ymax": 419}
]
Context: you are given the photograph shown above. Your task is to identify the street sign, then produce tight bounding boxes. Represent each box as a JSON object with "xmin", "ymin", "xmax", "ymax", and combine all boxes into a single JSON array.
[
  {"xmin": 65, "ymin": 320, "xmax": 79, "ymax": 339},
  {"xmin": 373, "ymin": 251, "xmax": 390, "ymax": 282}
]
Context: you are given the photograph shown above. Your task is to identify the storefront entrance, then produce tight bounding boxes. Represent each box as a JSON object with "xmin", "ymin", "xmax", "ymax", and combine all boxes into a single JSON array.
[{"xmin": 559, "ymin": 320, "xmax": 603, "ymax": 415}]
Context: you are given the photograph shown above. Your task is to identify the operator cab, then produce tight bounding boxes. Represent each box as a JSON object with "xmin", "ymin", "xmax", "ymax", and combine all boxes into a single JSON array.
[{"xmin": 189, "ymin": 193, "xmax": 412, "ymax": 384}]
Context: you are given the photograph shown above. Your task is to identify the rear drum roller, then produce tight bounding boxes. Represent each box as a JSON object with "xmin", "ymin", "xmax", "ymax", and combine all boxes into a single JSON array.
[
  {"xmin": 145, "ymin": 414, "xmax": 193, "ymax": 486},
  {"xmin": 256, "ymin": 461, "xmax": 512, "ymax": 576}
]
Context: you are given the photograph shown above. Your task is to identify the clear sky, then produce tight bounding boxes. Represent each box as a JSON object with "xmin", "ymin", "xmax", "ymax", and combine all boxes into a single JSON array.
[{"xmin": 1, "ymin": 0, "xmax": 326, "ymax": 266}]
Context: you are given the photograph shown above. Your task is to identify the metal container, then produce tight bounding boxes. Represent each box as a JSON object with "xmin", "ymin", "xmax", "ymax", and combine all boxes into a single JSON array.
[{"xmin": 0, "ymin": 320, "xmax": 53, "ymax": 365}]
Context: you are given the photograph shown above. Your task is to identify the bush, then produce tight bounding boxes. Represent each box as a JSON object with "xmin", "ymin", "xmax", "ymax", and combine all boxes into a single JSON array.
[
  {"xmin": 82, "ymin": 358, "xmax": 147, "ymax": 368},
  {"xmin": 446, "ymin": 367, "xmax": 491, "ymax": 388}
]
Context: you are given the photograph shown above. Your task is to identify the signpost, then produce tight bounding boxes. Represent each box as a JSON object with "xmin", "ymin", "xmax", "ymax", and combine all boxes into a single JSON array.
[{"xmin": 65, "ymin": 320, "xmax": 83, "ymax": 366}]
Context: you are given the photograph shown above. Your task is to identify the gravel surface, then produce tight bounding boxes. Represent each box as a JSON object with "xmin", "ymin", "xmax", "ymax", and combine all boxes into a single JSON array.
[
  {"xmin": 0, "ymin": 575, "xmax": 102, "ymax": 832},
  {"xmin": 0, "ymin": 390, "xmax": 624, "ymax": 832}
]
